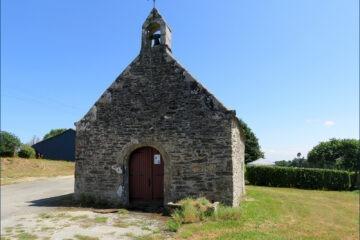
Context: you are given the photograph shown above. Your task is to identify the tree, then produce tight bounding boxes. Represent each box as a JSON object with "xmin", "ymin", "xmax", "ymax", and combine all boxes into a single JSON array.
[
  {"xmin": 27, "ymin": 135, "xmax": 41, "ymax": 146},
  {"xmin": 274, "ymin": 160, "xmax": 292, "ymax": 167},
  {"xmin": 275, "ymin": 152, "xmax": 309, "ymax": 168},
  {"xmin": 43, "ymin": 128, "xmax": 67, "ymax": 140},
  {"xmin": 0, "ymin": 131, "xmax": 21, "ymax": 157},
  {"xmin": 237, "ymin": 119, "xmax": 265, "ymax": 163},
  {"xmin": 307, "ymin": 138, "xmax": 359, "ymax": 171}
]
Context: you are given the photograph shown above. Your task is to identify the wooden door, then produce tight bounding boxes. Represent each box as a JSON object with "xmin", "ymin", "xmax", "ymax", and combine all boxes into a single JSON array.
[{"xmin": 129, "ymin": 147, "xmax": 164, "ymax": 202}]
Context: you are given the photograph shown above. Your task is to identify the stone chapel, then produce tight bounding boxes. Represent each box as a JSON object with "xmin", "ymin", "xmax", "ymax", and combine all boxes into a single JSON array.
[{"xmin": 74, "ymin": 8, "xmax": 245, "ymax": 207}]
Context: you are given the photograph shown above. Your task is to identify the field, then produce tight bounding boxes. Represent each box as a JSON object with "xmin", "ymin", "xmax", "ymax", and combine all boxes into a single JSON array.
[
  {"xmin": 0, "ymin": 157, "xmax": 75, "ymax": 185},
  {"xmin": 176, "ymin": 186, "xmax": 359, "ymax": 240}
]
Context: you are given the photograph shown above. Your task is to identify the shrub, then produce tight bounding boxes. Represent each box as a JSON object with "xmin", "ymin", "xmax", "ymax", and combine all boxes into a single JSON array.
[
  {"xmin": 181, "ymin": 200, "xmax": 199, "ymax": 223},
  {"xmin": 166, "ymin": 210, "xmax": 182, "ymax": 232},
  {"xmin": 18, "ymin": 145, "xmax": 36, "ymax": 158},
  {"xmin": 166, "ymin": 218, "xmax": 181, "ymax": 232},
  {"xmin": 166, "ymin": 197, "xmax": 214, "ymax": 232},
  {"xmin": 0, "ymin": 131, "xmax": 21, "ymax": 157},
  {"xmin": 246, "ymin": 166, "xmax": 353, "ymax": 191}
]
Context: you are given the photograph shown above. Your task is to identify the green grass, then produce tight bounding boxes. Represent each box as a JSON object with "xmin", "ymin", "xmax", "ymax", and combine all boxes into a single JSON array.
[
  {"xmin": 16, "ymin": 232, "xmax": 38, "ymax": 240},
  {"xmin": 176, "ymin": 186, "xmax": 359, "ymax": 240},
  {"xmin": 1, "ymin": 157, "xmax": 74, "ymax": 185},
  {"xmin": 117, "ymin": 208, "xmax": 129, "ymax": 215},
  {"xmin": 38, "ymin": 213, "xmax": 52, "ymax": 219},
  {"xmin": 112, "ymin": 219, "xmax": 130, "ymax": 228},
  {"xmin": 134, "ymin": 234, "xmax": 164, "ymax": 240},
  {"xmin": 74, "ymin": 235, "xmax": 99, "ymax": 240},
  {"xmin": 94, "ymin": 216, "xmax": 108, "ymax": 223},
  {"xmin": 70, "ymin": 215, "xmax": 89, "ymax": 221}
]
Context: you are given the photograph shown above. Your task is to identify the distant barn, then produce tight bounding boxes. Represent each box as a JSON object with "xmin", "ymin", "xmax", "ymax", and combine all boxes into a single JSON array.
[{"xmin": 32, "ymin": 129, "xmax": 75, "ymax": 161}]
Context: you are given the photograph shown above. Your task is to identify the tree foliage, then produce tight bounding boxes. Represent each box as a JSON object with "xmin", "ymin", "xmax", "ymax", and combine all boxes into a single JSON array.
[
  {"xmin": 0, "ymin": 131, "xmax": 21, "ymax": 157},
  {"xmin": 275, "ymin": 152, "xmax": 310, "ymax": 168},
  {"xmin": 28, "ymin": 135, "xmax": 41, "ymax": 146},
  {"xmin": 237, "ymin": 119, "xmax": 264, "ymax": 163},
  {"xmin": 307, "ymin": 138, "xmax": 359, "ymax": 171},
  {"xmin": 275, "ymin": 158, "xmax": 309, "ymax": 168},
  {"xmin": 43, "ymin": 128, "xmax": 67, "ymax": 140},
  {"xmin": 18, "ymin": 145, "xmax": 36, "ymax": 159}
]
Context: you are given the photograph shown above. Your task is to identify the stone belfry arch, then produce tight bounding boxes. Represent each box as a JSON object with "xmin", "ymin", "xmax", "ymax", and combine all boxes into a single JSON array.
[{"xmin": 141, "ymin": 8, "xmax": 172, "ymax": 52}]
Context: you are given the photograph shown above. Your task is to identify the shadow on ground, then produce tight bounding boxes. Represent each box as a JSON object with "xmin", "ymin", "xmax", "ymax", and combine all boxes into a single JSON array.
[
  {"xmin": 29, "ymin": 193, "xmax": 78, "ymax": 208},
  {"xmin": 29, "ymin": 194, "xmax": 165, "ymax": 214}
]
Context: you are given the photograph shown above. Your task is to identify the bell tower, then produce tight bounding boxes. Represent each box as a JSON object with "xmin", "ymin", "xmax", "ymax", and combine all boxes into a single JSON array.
[{"xmin": 141, "ymin": 8, "xmax": 172, "ymax": 52}]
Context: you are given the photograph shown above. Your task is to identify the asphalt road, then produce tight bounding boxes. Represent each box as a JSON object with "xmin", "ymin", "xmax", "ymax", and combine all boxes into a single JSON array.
[{"xmin": 1, "ymin": 176, "xmax": 74, "ymax": 221}]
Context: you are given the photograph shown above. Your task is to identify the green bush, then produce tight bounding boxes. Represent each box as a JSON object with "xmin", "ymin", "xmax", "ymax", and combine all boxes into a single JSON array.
[
  {"xmin": 0, "ymin": 131, "xmax": 21, "ymax": 157},
  {"xmin": 166, "ymin": 218, "xmax": 181, "ymax": 232},
  {"xmin": 166, "ymin": 210, "xmax": 182, "ymax": 232},
  {"xmin": 18, "ymin": 145, "xmax": 36, "ymax": 158},
  {"xmin": 181, "ymin": 200, "xmax": 199, "ymax": 223},
  {"xmin": 246, "ymin": 166, "xmax": 353, "ymax": 191},
  {"xmin": 166, "ymin": 197, "xmax": 214, "ymax": 232}
]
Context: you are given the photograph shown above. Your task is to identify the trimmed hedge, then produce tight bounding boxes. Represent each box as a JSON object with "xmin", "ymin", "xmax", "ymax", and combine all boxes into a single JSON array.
[
  {"xmin": 350, "ymin": 172, "xmax": 360, "ymax": 190},
  {"xmin": 246, "ymin": 165, "xmax": 357, "ymax": 191}
]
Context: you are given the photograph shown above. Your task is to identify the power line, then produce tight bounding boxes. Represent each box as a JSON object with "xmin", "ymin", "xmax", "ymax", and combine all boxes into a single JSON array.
[
  {"xmin": 2, "ymin": 93, "xmax": 81, "ymax": 116},
  {"xmin": 3, "ymin": 88, "xmax": 82, "ymax": 110}
]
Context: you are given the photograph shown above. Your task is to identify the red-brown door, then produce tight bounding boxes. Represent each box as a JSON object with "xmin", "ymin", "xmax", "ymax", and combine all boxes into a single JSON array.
[{"xmin": 129, "ymin": 147, "xmax": 164, "ymax": 202}]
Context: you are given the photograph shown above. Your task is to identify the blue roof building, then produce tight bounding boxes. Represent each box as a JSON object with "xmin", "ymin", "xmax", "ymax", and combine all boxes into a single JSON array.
[{"xmin": 32, "ymin": 129, "xmax": 75, "ymax": 161}]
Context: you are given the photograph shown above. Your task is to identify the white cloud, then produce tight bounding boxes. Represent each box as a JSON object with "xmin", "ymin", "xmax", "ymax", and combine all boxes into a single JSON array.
[
  {"xmin": 324, "ymin": 120, "xmax": 335, "ymax": 127},
  {"xmin": 306, "ymin": 118, "xmax": 336, "ymax": 128}
]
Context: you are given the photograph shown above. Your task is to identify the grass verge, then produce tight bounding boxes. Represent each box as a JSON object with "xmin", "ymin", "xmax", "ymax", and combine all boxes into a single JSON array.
[
  {"xmin": 175, "ymin": 186, "xmax": 359, "ymax": 240},
  {"xmin": 1, "ymin": 157, "xmax": 74, "ymax": 185}
]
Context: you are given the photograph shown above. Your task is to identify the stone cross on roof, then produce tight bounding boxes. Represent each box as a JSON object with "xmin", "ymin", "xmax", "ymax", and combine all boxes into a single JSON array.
[{"xmin": 149, "ymin": 0, "xmax": 156, "ymax": 8}]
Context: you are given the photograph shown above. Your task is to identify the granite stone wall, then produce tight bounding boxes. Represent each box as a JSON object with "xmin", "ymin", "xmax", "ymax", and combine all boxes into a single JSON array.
[
  {"xmin": 74, "ymin": 8, "xmax": 245, "ymax": 207},
  {"xmin": 231, "ymin": 119, "xmax": 246, "ymax": 206}
]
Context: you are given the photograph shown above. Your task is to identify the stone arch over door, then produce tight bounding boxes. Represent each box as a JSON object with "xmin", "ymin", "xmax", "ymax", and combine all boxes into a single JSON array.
[{"xmin": 117, "ymin": 141, "xmax": 170, "ymax": 206}]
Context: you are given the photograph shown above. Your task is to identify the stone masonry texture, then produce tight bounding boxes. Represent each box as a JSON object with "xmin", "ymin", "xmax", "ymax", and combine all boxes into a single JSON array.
[{"xmin": 74, "ymin": 8, "xmax": 245, "ymax": 207}]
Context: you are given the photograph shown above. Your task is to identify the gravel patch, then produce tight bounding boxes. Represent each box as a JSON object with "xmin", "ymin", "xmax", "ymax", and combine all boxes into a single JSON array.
[{"xmin": 1, "ymin": 209, "xmax": 173, "ymax": 240}]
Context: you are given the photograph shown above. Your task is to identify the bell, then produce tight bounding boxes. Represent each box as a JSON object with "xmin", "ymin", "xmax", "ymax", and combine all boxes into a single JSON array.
[{"xmin": 152, "ymin": 34, "xmax": 161, "ymax": 46}]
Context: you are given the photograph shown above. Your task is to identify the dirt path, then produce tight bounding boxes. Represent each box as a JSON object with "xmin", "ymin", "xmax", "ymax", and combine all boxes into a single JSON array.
[
  {"xmin": 1, "ymin": 176, "xmax": 171, "ymax": 240},
  {"xmin": 1, "ymin": 175, "xmax": 74, "ymax": 221}
]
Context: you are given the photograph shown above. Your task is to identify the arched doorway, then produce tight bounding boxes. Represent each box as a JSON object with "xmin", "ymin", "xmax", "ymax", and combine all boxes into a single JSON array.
[{"xmin": 129, "ymin": 147, "xmax": 164, "ymax": 204}]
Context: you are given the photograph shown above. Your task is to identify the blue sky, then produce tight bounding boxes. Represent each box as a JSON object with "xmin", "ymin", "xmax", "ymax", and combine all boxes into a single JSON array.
[{"xmin": 1, "ymin": 0, "xmax": 359, "ymax": 161}]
